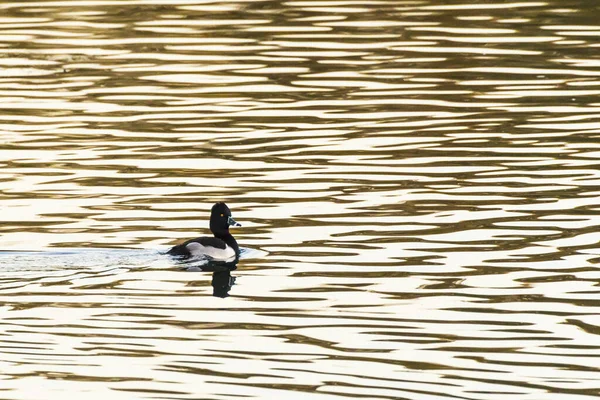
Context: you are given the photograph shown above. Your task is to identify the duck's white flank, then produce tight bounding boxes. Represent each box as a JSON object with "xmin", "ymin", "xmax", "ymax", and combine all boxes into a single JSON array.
[{"xmin": 185, "ymin": 242, "xmax": 236, "ymax": 260}]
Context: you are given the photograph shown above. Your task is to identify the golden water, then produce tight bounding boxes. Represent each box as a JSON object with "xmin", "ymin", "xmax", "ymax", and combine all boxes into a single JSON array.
[{"xmin": 1, "ymin": 0, "xmax": 600, "ymax": 399}]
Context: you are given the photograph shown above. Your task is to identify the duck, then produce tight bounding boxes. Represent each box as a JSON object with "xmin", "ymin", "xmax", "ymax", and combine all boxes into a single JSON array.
[{"xmin": 167, "ymin": 202, "xmax": 241, "ymax": 260}]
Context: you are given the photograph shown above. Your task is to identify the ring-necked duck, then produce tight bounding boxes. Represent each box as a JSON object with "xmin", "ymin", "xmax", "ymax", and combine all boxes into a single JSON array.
[{"xmin": 167, "ymin": 202, "xmax": 241, "ymax": 260}]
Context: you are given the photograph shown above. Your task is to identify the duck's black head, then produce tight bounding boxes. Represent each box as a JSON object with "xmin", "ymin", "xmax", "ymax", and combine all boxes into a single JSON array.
[{"xmin": 210, "ymin": 202, "xmax": 241, "ymax": 236}]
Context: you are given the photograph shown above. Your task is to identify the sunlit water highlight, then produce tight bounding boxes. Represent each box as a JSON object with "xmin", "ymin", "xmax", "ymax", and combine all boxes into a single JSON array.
[{"xmin": 1, "ymin": 0, "xmax": 600, "ymax": 399}]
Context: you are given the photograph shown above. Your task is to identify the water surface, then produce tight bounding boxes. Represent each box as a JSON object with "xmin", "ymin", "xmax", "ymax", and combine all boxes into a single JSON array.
[{"xmin": 1, "ymin": 0, "xmax": 600, "ymax": 399}]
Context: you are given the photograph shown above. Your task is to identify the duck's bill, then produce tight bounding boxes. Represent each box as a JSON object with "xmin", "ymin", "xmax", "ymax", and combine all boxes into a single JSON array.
[{"xmin": 228, "ymin": 216, "xmax": 241, "ymax": 227}]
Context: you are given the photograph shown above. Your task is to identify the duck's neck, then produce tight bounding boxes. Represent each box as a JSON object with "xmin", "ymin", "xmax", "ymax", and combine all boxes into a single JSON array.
[{"xmin": 214, "ymin": 231, "xmax": 239, "ymax": 253}]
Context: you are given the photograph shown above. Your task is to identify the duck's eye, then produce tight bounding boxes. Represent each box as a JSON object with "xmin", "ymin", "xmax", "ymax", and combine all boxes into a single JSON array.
[{"xmin": 220, "ymin": 213, "xmax": 224, "ymax": 217}]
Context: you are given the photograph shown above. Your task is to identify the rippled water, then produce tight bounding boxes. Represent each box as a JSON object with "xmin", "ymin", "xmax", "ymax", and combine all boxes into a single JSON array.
[{"xmin": 1, "ymin": 0, "xmax": 600, "ymax": 398}]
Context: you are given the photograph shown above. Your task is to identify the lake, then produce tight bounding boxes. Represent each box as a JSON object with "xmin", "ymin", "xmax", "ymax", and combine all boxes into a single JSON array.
[{"xmin": 1, "ymin": 0, "xmax": 600, "ymax": 399}]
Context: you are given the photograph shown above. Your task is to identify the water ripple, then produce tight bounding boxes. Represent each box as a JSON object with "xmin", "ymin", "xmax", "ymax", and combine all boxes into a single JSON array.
[{"xmin": 1, "ymin": 0, "xmax": 600, "ymax": 399}]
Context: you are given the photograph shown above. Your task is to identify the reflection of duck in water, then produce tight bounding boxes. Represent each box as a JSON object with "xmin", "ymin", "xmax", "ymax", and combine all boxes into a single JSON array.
[
  {"xmin": 167, "ymin": 202, "xmax": 241, "ymax": 261},
  {"xmin": 182, "ymin": 259, "xmax": 238, "ymax": 298},
  {"xmin": 211, "ymin": 268, "xmax": 237, "ymax": 298}
]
